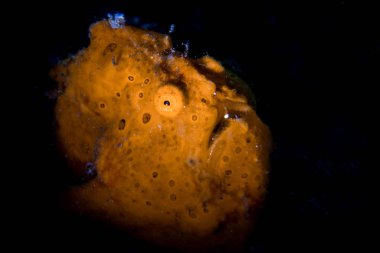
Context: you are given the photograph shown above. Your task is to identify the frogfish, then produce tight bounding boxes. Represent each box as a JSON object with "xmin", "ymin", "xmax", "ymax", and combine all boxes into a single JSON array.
[{"xmin": 51, "ymin": 16, "xmax": 271, "ymax": 253}]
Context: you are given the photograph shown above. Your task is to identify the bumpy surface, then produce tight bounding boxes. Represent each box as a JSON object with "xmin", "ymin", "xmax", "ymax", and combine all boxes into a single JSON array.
[{"xmin": 52, "ymin": 20, "xmax": 271, "ymax": 252}]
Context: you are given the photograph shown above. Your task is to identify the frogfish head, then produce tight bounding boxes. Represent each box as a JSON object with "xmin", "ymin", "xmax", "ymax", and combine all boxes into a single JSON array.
[{"xmin": 52, "ymin": 19, "xmax": 271, "ymax": 252}]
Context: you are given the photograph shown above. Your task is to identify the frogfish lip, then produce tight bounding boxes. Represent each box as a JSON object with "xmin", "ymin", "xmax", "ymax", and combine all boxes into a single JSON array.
[{"xmin": 208, "ymin": 97, "xmax": 253, "ymax": 147}]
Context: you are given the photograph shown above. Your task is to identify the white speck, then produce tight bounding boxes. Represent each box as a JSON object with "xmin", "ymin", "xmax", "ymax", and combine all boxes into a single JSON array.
[
  {"xmin": 224, "ymin": 114, "xmax": 229, "ymax": 119},
  {"xmin": 107, "ymin": 13, "xmax": 125, "ymax": 29},
  {"xmin": 168, "ymin": 24, "xmax": 175, "ymax": 34},
  {"xmin": 182, "ymin": 41, "xmax": 190, "ymax": 57}
]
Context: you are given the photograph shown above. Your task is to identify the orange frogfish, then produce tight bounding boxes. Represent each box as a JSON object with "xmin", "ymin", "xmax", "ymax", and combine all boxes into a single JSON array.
[{"xmin": 52, "ymin": 16, "xmax": 271, "ymax": 253}]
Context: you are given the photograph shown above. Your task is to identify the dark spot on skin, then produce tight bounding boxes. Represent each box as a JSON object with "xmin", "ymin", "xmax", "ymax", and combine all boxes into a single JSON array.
[
  {"xmin": 83, "ymin": 96, "xmax": 90, "ymax": 104},
  {"xmin": 192, "ymin": 115, "xmax": 198, "ymax": 121},
  {"xmin": 100, "ymin": 103, "xmax": 106, "ymax": 109},
  {"xmin": 164, "ymin": 100, "xmax": 170, "ymax": 106},
  {"xmin": 142, "ymin": 113, "xmax": 151, "ymax": 124},
  {"xmin": 241, "ymin": 173, "xmax": 248, "ymax": 179},
  {"xmin": 169, "ymin": 180, "xmax": 175, "ymax": 187},
  {"xmin": 152, "ymin": 172, "xmax": 158, "ymax": 178},
  {"xmin": 144, "ymin": 79, "xmax": 150, "ymax": 84},
  {"xmin": 138, "ymin": 92, "xmax": 144, "ymax": 98},
  {"xmin": 116, "ymin": 92, "xmax": 121, "ymax": 97},
  {"xmin": 170, "ymin": 194, "xmax": 177, "ymax": 201},
  {"xmin": 225, "ymin": 170, "xmax": 232, "ymax": 176},
  {"xmin": 146, "ymin": 201, "xmax": 152, "ymax": 206},
  {"xmin": 118, "ymin": 119, "xmax": 126, "ymax": 130},
  {"xmin": 203, "ymin": 203, "xmax": 209, "ymax": 213},
  {"xmin": 201, "ymin": 98, "xmax": 207, "ymax": 103},
  {"xmin": 128, "ymin": 76, "xmax": 134, "ymax": 81},
  {"xmin": 188, "ymin": 159, "xmax": 197, "ymax": 167}
]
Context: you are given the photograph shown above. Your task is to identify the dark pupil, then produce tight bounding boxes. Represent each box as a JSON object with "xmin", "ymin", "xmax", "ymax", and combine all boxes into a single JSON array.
[{"xmin": 164, "ymin": 100, "xmax": 170, "ymax": 106}]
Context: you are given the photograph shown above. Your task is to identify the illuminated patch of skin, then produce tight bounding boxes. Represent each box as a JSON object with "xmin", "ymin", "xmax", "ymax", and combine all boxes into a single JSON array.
[{"xmin": 52, "ymin": 20, "xmax": 271, "ymax": 253}]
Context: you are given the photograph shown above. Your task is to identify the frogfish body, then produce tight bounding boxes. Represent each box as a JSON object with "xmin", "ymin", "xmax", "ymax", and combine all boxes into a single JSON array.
[{"xmin": 52, "ymin": 18, "xmax": 271, "ymax": 252}]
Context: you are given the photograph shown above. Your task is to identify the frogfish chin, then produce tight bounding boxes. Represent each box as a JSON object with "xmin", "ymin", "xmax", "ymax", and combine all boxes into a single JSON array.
[{"xmin": 51, "ymin": 17, "xmax": 271, "ymax": 253}]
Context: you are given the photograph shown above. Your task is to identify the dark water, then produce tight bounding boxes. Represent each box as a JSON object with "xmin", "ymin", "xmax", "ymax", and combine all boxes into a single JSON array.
[{"xmin": 38, "ymin": 1, "xmax": 374, "ymax": 252}]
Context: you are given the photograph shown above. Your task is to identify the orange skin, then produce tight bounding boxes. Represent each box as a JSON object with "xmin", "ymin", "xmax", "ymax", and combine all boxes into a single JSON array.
[{"xmin": 52, "ymin": 20, "xmax": 271, "ymax": 252}]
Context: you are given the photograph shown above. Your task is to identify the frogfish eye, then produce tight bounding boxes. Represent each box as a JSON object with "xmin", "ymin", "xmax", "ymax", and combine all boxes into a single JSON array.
[{"xmin": 154, "ymin": 85, "xmax": 184, "ymax": 117}]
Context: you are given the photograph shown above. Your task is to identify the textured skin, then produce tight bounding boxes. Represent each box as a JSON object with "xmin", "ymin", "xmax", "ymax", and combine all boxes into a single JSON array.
[{"xmin": 52, "ymin": 20, "xmax": 271, "ymax": 252}]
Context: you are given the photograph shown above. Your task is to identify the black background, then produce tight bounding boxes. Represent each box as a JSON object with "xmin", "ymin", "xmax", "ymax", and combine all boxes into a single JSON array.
[{"xmin": 39, "ymin": 1, "xmax": 375, "ymax": 252}]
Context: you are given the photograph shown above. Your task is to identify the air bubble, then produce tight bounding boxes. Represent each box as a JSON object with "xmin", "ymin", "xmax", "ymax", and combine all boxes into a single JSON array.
[
  {"xmin": 170, "ymin": 194, "xmax": 177, "ymax": 201},
  {"xmin": 222, "ymin": 156, "xmax": 229, "ymax": 162},
  {"xmin": 138, "ymin": 92, "xmax": 144, "ymax": 98},
  {"xmin": 118, "ymin": 119, "xmax": 126, "ymax": 130},
  {"xmin": 164, "ymin": 100, "xmax": 170, "ymax": 106},
  {"xmin": 128, "ymin": 76, "xmax": 134, "ymax": 81},
  {"xmin": 169, "ymin": 180, "xmax": 175, "ymax": 187},
  {"xmin": 152, "ymin": 171, "xmax": 158, "ymax": 178},
  {"xmin": 225, "ymin": 170, "xmax": 232, "ymax": 176},
  {"xmin": 235, "ymin": 147, "xmax": 242, "ymax": 153},
  {"xmin": 241, "ymin": 173, "xmax": 248, "ymax": 179},
  {"xmin": 142, "ymin": 113, "xmax": 151, "ymax": 124},
  {"xmin": 192, "ymin": 115, "xmax": 198, "ymax": 121}
]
